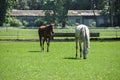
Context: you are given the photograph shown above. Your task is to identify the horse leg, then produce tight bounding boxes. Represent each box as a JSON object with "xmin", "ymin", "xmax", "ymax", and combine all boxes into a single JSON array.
[
  {"xmin": 47, "ymin": 38, "xmax": 50, "ymax": 52},
  {"xmin": 40, "ymin": 38, "xmax": 42, "ymax": 51},
  {"xmin": 83, "ymin": 42, "xmax": 87, "ymax": 59},
  {"xmin": 39, "ymin": 36, "xmax": 43, "ymax": 52},
  {"xmin": 84, "ymin": 46, "xmax": 89, "ymax": 59},
  {"xmin": 85, "ymin": 48, "xmax": 89, "ymax": 59},
  {"xmin": 76, "ymin": 38, "xmax": 78, "ymax": 58},
  {"xmin": 43, "ymin": 39, "xmax": 45, "ymax": 51},
  {"xmin": 41, "ymin": 37, "xmax": 44, "ymax": 52},
  {"xmin": 79, "ymin": 42, "xmax": 82, "ymax": 59},
  {"xmin": 38, "ymin": 30, "xmax": 41, "ymax": 51}
]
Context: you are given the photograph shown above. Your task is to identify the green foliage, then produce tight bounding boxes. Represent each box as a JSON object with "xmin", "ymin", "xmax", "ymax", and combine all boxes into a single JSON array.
[
  {"xmin": 15, "ymin": 0, "xmax": 29, "ymax": 10},
  {"xmin": 42, "ymin": 0, "xmax": 70, "ymax": 28},
  {"xmin": 0, "ymin": 0, "xmax": 6, "ymax": 26},
  {"xmin": 14, "ymin": 0, "xmax": 43, "ymax": 10},
  {"xmin": 115, "ymin": 0, "xmax": 120, "ymax": 16},
  {"xmin": 22, "ymin": 20, "xmax": 29, "ymax": 27},
  {"xmin": 90, "ymin": 21, "xmax": 96, "ymax": 28},
  {"xmin": 6, "ymin": 17, "xmax": 23, "ymax": 27},
  {"xmin": 0, "ymin": 0, "xmax": 18, "ymax": 26},
  {"xmin": 5, "ymin": 0, "xmax": 18, "ymax": 17},
  {"xmin": 34, "ymin": 18, "xmax": 46, "ymax": 27},
  {"xmin": 101, "ymin": 0, "xmax": 120, "ymax": 16},
  {"xmin": 101, "ymin": 0, "xmax": 110, "ymax": 15},
  {"xmin": 14, "ymin": 0, "xmax": 93, "ymax": 10},
  {"xmin": 44, "ymin": 10, "xmax": 54, "ymax": 24}
]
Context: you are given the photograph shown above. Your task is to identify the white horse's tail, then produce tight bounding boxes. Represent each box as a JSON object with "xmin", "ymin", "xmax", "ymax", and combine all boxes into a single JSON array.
[{"xmin": 85, "ymin": 28, "xmax": 90, "ymax": 49}]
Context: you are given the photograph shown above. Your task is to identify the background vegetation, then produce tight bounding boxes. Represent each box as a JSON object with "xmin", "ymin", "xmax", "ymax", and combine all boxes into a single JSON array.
[{"xmin": 0, "ymin": 0, "xmax": 120, "ymax": 27}]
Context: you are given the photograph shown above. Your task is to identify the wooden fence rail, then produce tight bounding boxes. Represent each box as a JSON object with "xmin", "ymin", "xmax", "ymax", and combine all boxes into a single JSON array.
[
  {"xmin": 52, "ymin": 33, "xmax": 100, "ymax": 40},
  {"xmin": 53, "ymin": 33, "xmax": 100, "ymax": 37}
]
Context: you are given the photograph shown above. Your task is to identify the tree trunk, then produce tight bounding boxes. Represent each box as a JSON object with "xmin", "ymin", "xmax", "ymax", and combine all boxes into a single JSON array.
[
  {"xmin": 62, "ymin": 20, "xmax": 66, "ymax": 28},
  {"xmin": 0, "ymin": 0, "xmax": 7, "ymax": 26}
]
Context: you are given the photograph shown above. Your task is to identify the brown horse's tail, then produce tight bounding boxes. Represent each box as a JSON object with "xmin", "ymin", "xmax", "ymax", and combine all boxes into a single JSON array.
[
  {"xmin": 38, "ymin": 28, "xmax": 41, "ymax": 40},
  {"xmin": 38, "ymin": 28, "xmax": 40, "ymax": 37}
]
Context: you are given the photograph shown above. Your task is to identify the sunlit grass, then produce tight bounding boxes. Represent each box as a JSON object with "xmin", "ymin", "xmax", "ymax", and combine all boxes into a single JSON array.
[{"xmin": 0, "ymin": 41, "xmax": 120, "ymax": 80}]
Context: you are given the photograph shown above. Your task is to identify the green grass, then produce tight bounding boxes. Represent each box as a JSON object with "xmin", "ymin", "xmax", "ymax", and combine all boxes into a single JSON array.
[
  {"xmin": 0, "ymin": 27, "xmax": 120, "ymax": 39},
  {"xmin": 0, "ymin": 28, "xmax": 38, "ymax": 39},
  {"xmin": 0, "ymin": 41, "xmax": 120, "ymax": 80}
]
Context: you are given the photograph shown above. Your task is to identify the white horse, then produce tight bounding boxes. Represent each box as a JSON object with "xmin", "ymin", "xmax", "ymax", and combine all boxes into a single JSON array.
[{"xmin": 75, "ymin": 24, "xmax": 90, "ymax": 59}]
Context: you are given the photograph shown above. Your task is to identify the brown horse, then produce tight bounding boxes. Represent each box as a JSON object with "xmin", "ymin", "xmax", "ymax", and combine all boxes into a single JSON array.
[{"xmin": 38, "ymin": 24, "xmax": 54, "ymax": 52}]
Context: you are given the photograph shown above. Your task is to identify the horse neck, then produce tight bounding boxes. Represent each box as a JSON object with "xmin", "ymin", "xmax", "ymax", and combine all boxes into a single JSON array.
[{"xmin": 48, "ymin": 25, "xmax": 53, "ymax": 31}]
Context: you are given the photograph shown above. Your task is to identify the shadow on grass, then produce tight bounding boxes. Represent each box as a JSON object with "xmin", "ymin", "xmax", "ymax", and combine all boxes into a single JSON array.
[
  {"xmin": 29, "ymin": 51, "xmax": 41, "ymax": 53},
  {"xmin": 63, "ymin": 57, "xmax": 81, "ymax": 60}
]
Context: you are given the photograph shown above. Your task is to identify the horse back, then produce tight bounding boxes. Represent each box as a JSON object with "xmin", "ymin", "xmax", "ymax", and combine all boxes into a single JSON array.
[
  {"xmin": 75, "ymin": 24, "xmax": 90, "ymax": 43},
  {"xmin": 38, "ymin": 25, "xmax": 53, "ymax": 38}
]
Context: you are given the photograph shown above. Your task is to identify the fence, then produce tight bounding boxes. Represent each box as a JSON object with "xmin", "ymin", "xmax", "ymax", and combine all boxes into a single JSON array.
[{"xmin": 0, "ymin": 27, "xmax": 120, "ymax": 40}]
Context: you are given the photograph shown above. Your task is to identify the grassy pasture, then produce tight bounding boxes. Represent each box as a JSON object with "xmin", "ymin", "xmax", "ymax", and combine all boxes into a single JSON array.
[
  {"xmin": 0, "ymin": 41, "xmax": 120, "ymax": 80},
  {"xmin": 0, "ymin": 27, "xmax": 120, "ymax": 39}
]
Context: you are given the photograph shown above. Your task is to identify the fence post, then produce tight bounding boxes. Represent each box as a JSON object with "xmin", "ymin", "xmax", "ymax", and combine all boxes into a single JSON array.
[
  {"xmin": 17, "ymin": 31, "xmax": 19, "ymax": 40},
  {"xmin": 116, "ymin": 27, "xmax": 119, "ymax": 38}
]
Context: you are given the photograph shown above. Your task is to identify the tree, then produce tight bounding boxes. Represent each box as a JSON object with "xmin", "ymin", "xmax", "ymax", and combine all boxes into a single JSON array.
[
  {"xmin": 0, "ymin": 0, "xmax": 17, "ymax": 26},
  {"xmin": 101, "ymin": 0, "xmax": 116, "ymax": 27},
  {"xmin": 91, "ymin": 0, "xmax": 97, "ymax": 26},
  {"xmin": 28, "ymin": 0, "xmax": 41, "ymax": 10},
  {"xmin": 41, "ymin": 0, "xmax": 64, "ymax": 26},
  {"xmin": 42, "ymin": 0, "xmax": 75, "ymax": 28},
  {"xmin": 54, "ymin": 0, "xmax": 66, "ymax": 28},
  {"xmin": 0, "ymin": 0, "xmax": 7, "ymax": 26},
  {"xmin": 41, "ymin": 0, "xmax": 56, "ymax": 24},
  {"xmin": 15, "ymin": 0, "xmax": 29, "ymax": 10},
  {"xmin": 114, "ymin": 0, "xmax": 120, "ymax": 26}
]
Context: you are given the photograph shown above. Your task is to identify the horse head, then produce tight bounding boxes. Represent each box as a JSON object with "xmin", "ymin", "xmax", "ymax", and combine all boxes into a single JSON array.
[{"xmin": 49, "ymin": 24, "xmax": 54, "ymax": 34}]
